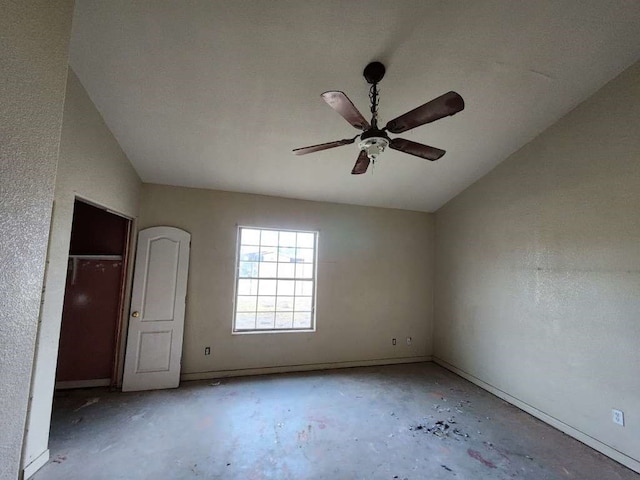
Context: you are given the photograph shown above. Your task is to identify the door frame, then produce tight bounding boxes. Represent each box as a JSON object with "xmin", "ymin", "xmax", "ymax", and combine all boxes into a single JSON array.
[{"xmin": 68, "ymin": 195, "xmax": 136, "ymax": 388}]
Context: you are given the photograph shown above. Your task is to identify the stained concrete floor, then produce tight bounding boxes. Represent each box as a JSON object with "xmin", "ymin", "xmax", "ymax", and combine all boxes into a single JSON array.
[{"xmin": 34, "ymin": 363, "xmax": 637, "ymax": 480}]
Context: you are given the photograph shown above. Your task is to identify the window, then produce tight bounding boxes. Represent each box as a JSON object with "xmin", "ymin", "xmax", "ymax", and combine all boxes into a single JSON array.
[{"xmin": 234, "ymin": 227, "xmax": 317, "ymax": 332}]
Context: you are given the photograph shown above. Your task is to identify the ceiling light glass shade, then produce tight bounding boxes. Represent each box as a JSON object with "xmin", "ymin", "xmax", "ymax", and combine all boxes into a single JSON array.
[{"xmin": 358, "ymin": 137, "xmax": 389, "ymax": 161}]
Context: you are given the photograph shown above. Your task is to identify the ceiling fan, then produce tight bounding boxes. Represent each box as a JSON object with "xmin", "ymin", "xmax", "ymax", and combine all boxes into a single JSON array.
[{"xmin": 293, "ymin": 62, "xmax": 465, "ymax": 174}]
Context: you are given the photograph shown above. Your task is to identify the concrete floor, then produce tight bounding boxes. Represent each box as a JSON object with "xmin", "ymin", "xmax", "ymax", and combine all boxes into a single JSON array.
[{"xmin": 34, "ymin": 363, "xmax": 638, "ymax": 480}]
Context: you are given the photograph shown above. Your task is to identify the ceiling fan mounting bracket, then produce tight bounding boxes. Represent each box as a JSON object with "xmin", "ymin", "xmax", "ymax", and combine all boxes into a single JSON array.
[{"xmin": 363, "ymin": 61, "xmax": 386, "ymax": 85}]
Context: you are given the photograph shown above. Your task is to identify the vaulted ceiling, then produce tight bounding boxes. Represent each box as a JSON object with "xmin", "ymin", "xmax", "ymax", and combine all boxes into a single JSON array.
[{"xmin": 70, "ymin": 1, "xmax": 640, "ymax": 212}]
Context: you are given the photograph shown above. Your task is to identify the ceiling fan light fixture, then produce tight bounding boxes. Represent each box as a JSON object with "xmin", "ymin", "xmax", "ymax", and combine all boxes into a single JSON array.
[{"xmin": 358, "ymin": 136, "xmax": 389, "ymax": 161}]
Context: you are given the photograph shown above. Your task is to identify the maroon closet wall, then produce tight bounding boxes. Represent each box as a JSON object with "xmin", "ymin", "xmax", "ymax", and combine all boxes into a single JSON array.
[{"xmin": 56, "ymin": 200, "xmax": 129, "ymax": 383}]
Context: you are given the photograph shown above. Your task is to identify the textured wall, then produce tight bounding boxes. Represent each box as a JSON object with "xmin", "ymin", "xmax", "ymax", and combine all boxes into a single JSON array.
[
  {"xmin": 139, "ymin": 184, "xmax": 434, "ymax": 376},
  {"xmin": 434, "ymin": 61, "xmax": 640, "ymax": 469},
  {"xmin": 0, "ymin": 1, "xmax": 74, "ymax": 478},
  {"xmin": 21, "ymin": 69, "xmax": 142, "ymax": 474}
]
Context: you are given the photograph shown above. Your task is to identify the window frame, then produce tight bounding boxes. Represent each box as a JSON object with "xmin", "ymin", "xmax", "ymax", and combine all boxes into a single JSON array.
[{"xmin": 232, "ymin": 225, "xmax": 318, "ymax": 334}]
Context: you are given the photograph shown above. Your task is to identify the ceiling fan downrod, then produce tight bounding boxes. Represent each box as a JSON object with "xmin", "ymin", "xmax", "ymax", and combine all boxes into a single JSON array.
[{"xmin": 359, "ymin": 62, "xmax": 390, "ymax": 162}]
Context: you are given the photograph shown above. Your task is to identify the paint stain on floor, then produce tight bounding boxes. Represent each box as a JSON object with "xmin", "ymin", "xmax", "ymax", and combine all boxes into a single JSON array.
[{"xmin": 468, "ymin": 448, "xmax": 497, "ymax": 468}]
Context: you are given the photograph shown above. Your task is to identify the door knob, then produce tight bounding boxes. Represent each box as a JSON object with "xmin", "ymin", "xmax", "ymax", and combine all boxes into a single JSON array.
[{"xmin": 131, "ymin": 311, "xmax": 140, "ymax": 318}]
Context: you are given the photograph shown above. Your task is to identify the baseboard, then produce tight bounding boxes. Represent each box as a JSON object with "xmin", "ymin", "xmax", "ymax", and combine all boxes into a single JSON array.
[
  {"xmin": 432, "ymin": 357, "xmax": 640, "ymax": 474},
  {"xmin": 181, "ymin": 356, "xmax": 432, "ymax": 382},
  {"xmin": 22, "ymin": 448, "xmax": 49, "ymax": 479},
  {"xmin": 55, "ymin": 378, "xmax": 110, "ymax": 390}
]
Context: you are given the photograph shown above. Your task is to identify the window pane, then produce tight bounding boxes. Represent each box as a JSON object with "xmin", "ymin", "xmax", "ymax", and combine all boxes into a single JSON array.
[
  {"xmin": 258, "ymin": 279, "xmax": 277, "ymax": 295},
  {"xmin": 261, "ymin": 249, "xmax": 278, "ymax": 262},
  {"xmin": 237, "ymin": 279, "xmax": 258, "ymax": 295},
  {"xmin": 276, "ymin": 296, "xmax": 294, "ymax": 311},
  {"xmin": 295, "ymin": 262, "xmax": 313, "ymax": 279},
  {"xmin": 279, "ymin": 231, "xmax": 296, "ymax": 247},
  {"xmin": 259, "ymin": 262, "xmax": 277, "ymax": 278},
  {"xmin": 293, "ymin": 311, "xmax": 311, "ymax": 329},
  {"xmin": 275, "ymin": 311, "xmax": 294, "ymax": 329},
  {"xmin": 294, "ymin": 296, "xmax": 312, "ymax": 312},
  {"xmin": 239, "ymin": 245, "xmax": 262, "ymax": 261},
  {"xmin": 296, "ymin": 247, "xmax": 314, "ymax": 263},
  {"xmin": 257, "ymin": 312, "xmax": 275, "ymax": 329},
  {"xmin": 237, "ymin": 296, "xmax": 257, "ymax": 311},
  {"xmin": 241, "ymin": 229, "xmax": 261, "ymax": 245},
  {"xmin": 297, "ymin": 232, "xmax": 315, "ymax": 248},
  {"xmin": 277, "ymin": 263, "xmax": 295, "ymax": 278},
  {"xmin": 235, "ymin": 312, "xmax": 256, "ymax": 330},
  {"xmin": 277, "ymin": 280, "xmax": 295, "ymax": 296},
  {"xmin": 278, "ymin": 246, "xmax": 296, "ymax": 261},
  {"xmin": 295, "ymin": 280, "xmax": 313, "ymax": 296},
  {"xmin": 239, "ymin": 262, "xmax": 259, "ymax": 278},
  {"xmin": 257, "ymin": 296, "xmax": 276, "ymax": 311},
  {"xmin": 261, "ymin": 230, "xmax": 279, "ymax": 246}
]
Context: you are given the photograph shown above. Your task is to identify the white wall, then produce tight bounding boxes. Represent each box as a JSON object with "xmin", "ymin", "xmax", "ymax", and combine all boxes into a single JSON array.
[
  {"xmin": 0, "ymin": 2, "xmax": 74, "ymax": 479},
  {"xmin": 434, "ymin": 61, "xmax": 640, "ymax": 471},
  {"xmin": 21, "ymin": 69, "xmax": 141, "ymax": 477},
  {"xmin": 139, "ymin": 184, "xmax": 434, "ymax": 377}
]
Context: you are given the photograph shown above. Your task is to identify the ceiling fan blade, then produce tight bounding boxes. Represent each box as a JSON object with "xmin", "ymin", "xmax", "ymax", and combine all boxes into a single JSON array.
[
  {"xmin": 389, "ymin": 138, "xmax": 446, "ymax": 161},
  {"xmin": 293, "ymin": 136, "xmax": 358, "ymax": 155},
  {"xmin": 321, "ymin": 91, "xmax": 371, "ymax": 130},
  {"xmin": 351, "ymin": 150, "xmax": 370, "ymax": 175},
  {"xmin": 385, "ymin": 91, "xmax": 464, "ymax": 134}
]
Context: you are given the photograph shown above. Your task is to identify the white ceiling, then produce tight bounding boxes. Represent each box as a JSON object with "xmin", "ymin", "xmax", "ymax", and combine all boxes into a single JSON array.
[{"xmin": 69, "ymin": 1, "xmax": 640, "ymax": 212}]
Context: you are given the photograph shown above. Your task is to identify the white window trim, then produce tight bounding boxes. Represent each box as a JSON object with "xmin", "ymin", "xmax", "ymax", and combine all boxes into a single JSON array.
[{"xmin": 232, "ymin": 225, "xmax": 318, "ymax": 334}]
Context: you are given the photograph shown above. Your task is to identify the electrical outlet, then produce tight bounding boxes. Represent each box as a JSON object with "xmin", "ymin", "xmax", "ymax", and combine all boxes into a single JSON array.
[
  {"xmin": 406, "ymin": 336, "xmax": 412, "ymax": 346},
  {"xmin": 204, "ymin": 347, "xmax": 211, "ymax": 356},
  {"xmin": 612, "ymin": 409, "xmax": 624, "ymax": 426},
  {"xmin": 392, "ymin": 338, "xmax": 396, "ymax": 346}
]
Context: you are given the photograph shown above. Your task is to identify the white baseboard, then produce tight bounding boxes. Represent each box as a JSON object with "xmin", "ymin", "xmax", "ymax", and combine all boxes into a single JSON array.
[
  {"xmin": 181, "ymin": 356, "xmax": 432, "ymax": 382},
  {"xmin": 22, "ymin": 448, "xmax": 49, "ymax": 479},
  {"xmin": 433, "ymin": 357, "xmax": 640, "ymax": 474},
  {"xmin": 55, "ymin": 378, "xmax": 110, "ymax": 390}
]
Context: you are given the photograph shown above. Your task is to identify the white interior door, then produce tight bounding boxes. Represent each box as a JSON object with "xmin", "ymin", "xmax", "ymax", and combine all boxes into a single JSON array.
[{"xmin": 122, "ymin": 226, "xmax": 190, "ymax": 391}]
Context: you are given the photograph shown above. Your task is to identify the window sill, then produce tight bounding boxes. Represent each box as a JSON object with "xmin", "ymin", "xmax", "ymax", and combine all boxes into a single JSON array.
[{"xmin": 231, "ymin": 328, "xmax": 316, "ymax": 335}]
